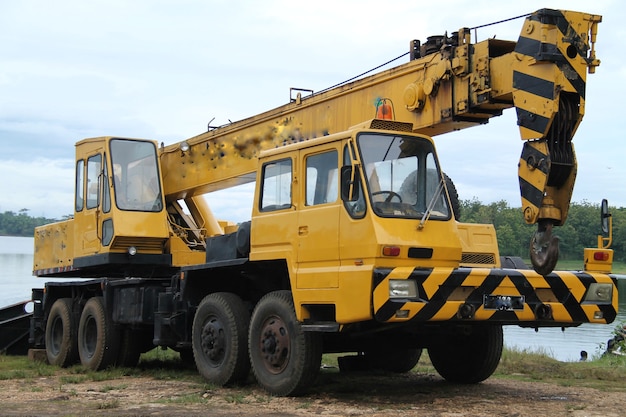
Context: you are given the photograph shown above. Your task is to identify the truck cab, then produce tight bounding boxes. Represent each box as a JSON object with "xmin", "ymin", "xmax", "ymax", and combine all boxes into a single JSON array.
[{"xmin": 249, "ymin": 120, "xmax": 499, "ymax": 324}]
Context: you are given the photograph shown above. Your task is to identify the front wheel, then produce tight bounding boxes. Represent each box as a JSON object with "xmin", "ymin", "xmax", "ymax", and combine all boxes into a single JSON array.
[
  {"xmin": 428, "ymin": 325, "xmax": 503, "ymax": 384},
  {"xmin": 248, "ymin": 291, "xmax": 322, "ymax": 396}
]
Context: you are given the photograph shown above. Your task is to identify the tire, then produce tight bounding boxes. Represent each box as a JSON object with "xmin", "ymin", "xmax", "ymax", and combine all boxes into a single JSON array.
[
  {"xmin": 45, "ymin": 298, "xmax": 78, "ymax": 367},
  {"xmin": 428, "ymin": 325, "xmax": 503, "ymax": 384},
  {"xmin": 116, "ymin": 328, "xmax": 143, "ymax": 367},
  {"xmin": 192, "ymin": 292, "xmax": 251, "ymax": 386},
  {"xmin": 179, "ymin": 349, "xmax": 195, "ymax": 368},
  {"xmin": 366, "ymin": 348, "xmax": 422, "ymax": 373},
  {"xmin": 248, "ymin": 290, "xmax": 322, "ymax": 396},
  {"xmin": 443, "ymin": 172, "xmax": 460, "ymax": 220},
  {"xmin": 77, "ymin": 297, "xmax": 120, "ymax": 371}
]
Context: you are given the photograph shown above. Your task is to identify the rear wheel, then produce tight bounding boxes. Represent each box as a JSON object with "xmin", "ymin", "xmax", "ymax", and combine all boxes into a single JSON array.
[
  {"xmin": 248, "ymin": 291, "xmax": 322, "ymax": 396},
  {"xmin": 367, "ymin": 348, "xmax": 422, "ymax": 373},
  {"xmin": 45, "ymin": 298, "xmax": 78, "ymax": 367},
  {"xmin": 339, "ymin": 348, "xmax": 422, "ymax": 373},
  {"xmin": 77, "ymin": 297, "xmax": 120, "ymax": 370},
  {"xmin": 179, "ymin": 349, "xmax": 195, "ymax": 368},
  {"xmin": 192, "ymin": 292, "xmax": 250, "ymax": 386},
  {"xmin": 116, "ymin": 328, "xmax": 147, "ymax": 367},
  {"xmin": 428, "ymin": 325, "xmax": 503, "ymax": 383}
]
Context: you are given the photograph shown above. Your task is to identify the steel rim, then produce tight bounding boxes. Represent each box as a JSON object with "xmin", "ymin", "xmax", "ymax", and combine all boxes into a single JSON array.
[
  {"xmin": 82, "ymin": 315, "xmax": 97, "ymax": 359},
  {"xmin": 201, "ymin": 316, "xmax": 225, "ymax": 366},
  {"xmin": 258, "ymin": 315, "xmax": 290, "ymax": 374},
  {"xmin": 49, "ymin": 316, "xmax": 63, "ymax": 355}
]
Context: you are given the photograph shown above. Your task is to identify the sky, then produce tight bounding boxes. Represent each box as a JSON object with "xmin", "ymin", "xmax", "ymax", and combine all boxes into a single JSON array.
[{"xmin": 1, "ymin": 0, "xmax": 624, "ymax": 223}]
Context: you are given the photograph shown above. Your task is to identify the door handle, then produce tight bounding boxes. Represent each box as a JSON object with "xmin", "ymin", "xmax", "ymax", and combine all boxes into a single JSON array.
[{"xmin": 298, "ymin": 225, "xmax": 308, "ymax": 236}]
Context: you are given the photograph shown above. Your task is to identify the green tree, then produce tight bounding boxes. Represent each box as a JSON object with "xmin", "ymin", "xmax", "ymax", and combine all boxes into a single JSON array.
[
  {"xmin": 0, "ymin": 211, "xmax": 61, "ymax": 237},
  {"xmin": 609, "ymin": 207, "xmax": 626, "ymax": 262},
  {"xmin": 458, "ymin": 199, "xmax": 622, "ymax": 260}
]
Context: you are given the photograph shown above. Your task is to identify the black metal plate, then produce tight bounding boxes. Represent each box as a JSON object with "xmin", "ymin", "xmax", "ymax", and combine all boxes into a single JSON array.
[{"xmin": 483, "ymin": 294, "xmax": 525, "ymax": 311}]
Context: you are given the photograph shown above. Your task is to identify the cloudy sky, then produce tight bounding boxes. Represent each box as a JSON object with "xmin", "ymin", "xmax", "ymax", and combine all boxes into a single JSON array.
[{"xmin": 1, "ymin": 0, "xmax": 624, "ymax": 222}]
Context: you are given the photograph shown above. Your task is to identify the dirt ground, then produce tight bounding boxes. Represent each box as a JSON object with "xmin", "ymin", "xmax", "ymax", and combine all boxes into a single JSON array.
[{"xmin": 1, "ymin": 367, "xmax": 625, "ymax": 417}]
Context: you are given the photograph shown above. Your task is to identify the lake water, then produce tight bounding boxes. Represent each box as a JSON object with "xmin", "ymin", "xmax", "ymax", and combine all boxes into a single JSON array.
[{"xmin": 1, "ymin": 236, "xmax": 624, "ymax": 361}]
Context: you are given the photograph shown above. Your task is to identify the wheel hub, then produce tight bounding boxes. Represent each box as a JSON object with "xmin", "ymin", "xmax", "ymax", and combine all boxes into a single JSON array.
[
  {"xmin": 259, "ymin": 316, "xmax": 290, "ymax": 374},
  {"xmin": 201, "ymin": 318, "xmax": 225, "ymax": 363},
  {"xmin": 83, "ymin": 316, "xmax": 97, "ymax": 358},
  {"xmin": 50, "ymin": 317, "xmax": 63, "ymax": 354}
]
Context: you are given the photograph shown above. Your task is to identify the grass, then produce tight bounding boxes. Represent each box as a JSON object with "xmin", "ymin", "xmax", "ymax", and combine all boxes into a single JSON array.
[
  {"xmin": 99, "ymin": 383, "xmax": 128, "ymax": 392},
  {"xmin": 0, "ymin": 354, "xmax": 57, "ymax": 380},
  {"xmin": 495, "ymin": 346, "xmax": 626, "ymax": 389},
  {"xmin": 157, "ymin": 393, "xmax": 209, "ymax": 405},
  {"xmin": 608, "ymin": 260, "xmax": 626, "ymax": 274},
  {"xmin": 1, "ymin": 345, "xmax": 624, "ymax": 398},
  {"xmin": 0, "ymin": 347, "xmax": 200, "ymax": 385},
  {"xmin": 555, "ymin": 259, "xmax": 626, "ymax": 274},
  {"xmin": 224, "ymin": 393, "xmax": 249, "ymax": 404},
  {"xmin": 325, "ymin": 347, "xmax": 626, "ymax": 392},
  {"xmin": 96, "ymin": 399, "xmax": 120, "ymax": 409}
]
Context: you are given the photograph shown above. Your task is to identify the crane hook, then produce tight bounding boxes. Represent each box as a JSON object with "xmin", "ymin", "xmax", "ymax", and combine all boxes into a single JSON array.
[{"xmin": 530, "ymin": 221, "xmax": 559, "ymax": 276}]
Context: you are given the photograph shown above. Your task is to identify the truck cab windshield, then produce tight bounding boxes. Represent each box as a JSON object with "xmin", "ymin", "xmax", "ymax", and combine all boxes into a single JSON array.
[
  {"xmin": 110, "ymin": 139, "xmax": 163, "ymax": 212},
  {"xmin": 357, "ymin": 133, "xmax": 450, "ymax": 220}
]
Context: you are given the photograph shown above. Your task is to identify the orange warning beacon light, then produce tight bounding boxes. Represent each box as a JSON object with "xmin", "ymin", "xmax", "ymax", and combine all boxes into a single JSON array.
[{"xmin": 376, "ymin": 98, "xmax": 394, "ymax": 120}]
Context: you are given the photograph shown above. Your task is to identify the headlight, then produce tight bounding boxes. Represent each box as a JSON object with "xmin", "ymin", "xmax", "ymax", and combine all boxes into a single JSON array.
[
  {"xmin": 584, "ymin": 283, "xmax": 612, "ymax": 303},
  {"xmin": 389, "ymin": 279, "xmax": 418, "ymax": 299}
]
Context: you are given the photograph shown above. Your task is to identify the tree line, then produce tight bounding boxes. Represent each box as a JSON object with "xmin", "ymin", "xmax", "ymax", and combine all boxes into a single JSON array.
[
  {"xmin": 1, "ymin": 200, "xmax": 624, "ymax": 261},
  {"xmin": 459, "ymin": 199, "xmax": 626, "ymax": 262},
  {"xmin": 0, "ymin": 209, "xmax": 64, "ymax": 237}
]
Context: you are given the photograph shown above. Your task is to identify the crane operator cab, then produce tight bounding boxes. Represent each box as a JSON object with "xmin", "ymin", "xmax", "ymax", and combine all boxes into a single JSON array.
[{"xmin": 33, "ymin": 137, "xmax": 172, "ymax": 279}]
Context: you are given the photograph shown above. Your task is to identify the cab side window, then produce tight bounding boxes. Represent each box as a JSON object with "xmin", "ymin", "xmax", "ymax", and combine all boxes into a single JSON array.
[
  {"xmin": 75, "ymin": 160, "xmax": 84, "ymax": 212},
  {"xmin": 102, "ymin": 157, "xmax": 111, "ymax": 213},
  {"xmin": 343, "ymin": 144, "xmax": 366, "ymax": 218},
  {"xmin": 260, "ymin": 158, "xmax": 292, "ymax": 211},
  {"xmin": 86, "ymin": 154, "xmax": 102, "ymax": 210},
  {"xmin": 305, "ymin": 150, "xmax": 338, "ymax": 206}
]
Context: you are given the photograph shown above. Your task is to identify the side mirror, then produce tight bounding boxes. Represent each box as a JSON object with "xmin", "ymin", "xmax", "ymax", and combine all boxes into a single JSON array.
[
  {"xmin": 601, "ymin": 199, "xmax": 610, "ymax": 234},
  {"xmin": 340, "ymin": 166, "xmax": 360, "ymax": 202}
]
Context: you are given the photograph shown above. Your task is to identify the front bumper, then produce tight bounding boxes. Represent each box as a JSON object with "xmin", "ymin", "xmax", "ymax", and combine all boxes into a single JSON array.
[{"xmin": 372, "ymin": 267, "xmax": 618, "ymax": 326}]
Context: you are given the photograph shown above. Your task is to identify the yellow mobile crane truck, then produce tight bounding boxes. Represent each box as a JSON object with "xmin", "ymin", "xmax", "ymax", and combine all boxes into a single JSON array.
[{"xmin": 28, "ymin": 9, "xmax": 616, "ymax": 396}]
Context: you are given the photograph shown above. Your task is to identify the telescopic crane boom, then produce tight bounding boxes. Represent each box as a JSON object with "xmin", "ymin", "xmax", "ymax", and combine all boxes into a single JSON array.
[{"xmin": 159, "ymin": 8, "xmax": 601, "ymax": 274}]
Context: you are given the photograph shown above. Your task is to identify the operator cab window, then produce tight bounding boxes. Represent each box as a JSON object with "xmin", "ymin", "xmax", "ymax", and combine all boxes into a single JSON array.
[
  {"xmin": 110, "ymin": 139, "xmax": 163, "ymax": 212},
  {"xmin": 260, "ymin": 158, "xmax": 292, "ymax": 212}
]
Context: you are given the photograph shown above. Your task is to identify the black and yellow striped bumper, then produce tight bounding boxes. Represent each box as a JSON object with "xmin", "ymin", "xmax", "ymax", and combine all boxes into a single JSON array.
[{"xmin": 372, "ymin": 266, "xmax": 617, "ymax": 325}]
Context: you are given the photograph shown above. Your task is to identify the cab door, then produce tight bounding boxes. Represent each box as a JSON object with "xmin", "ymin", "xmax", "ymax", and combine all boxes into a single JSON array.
[
  {"xmin": 296, "ymin": 147, "xmax": 341, "ymax": 289},
  {"xmin": 250, "ymin": 154, "xmax": 299, "ymax": 271},
  {"xmin": 73, "ymin": 150, "xmax": 104, "ymax": 256}
]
